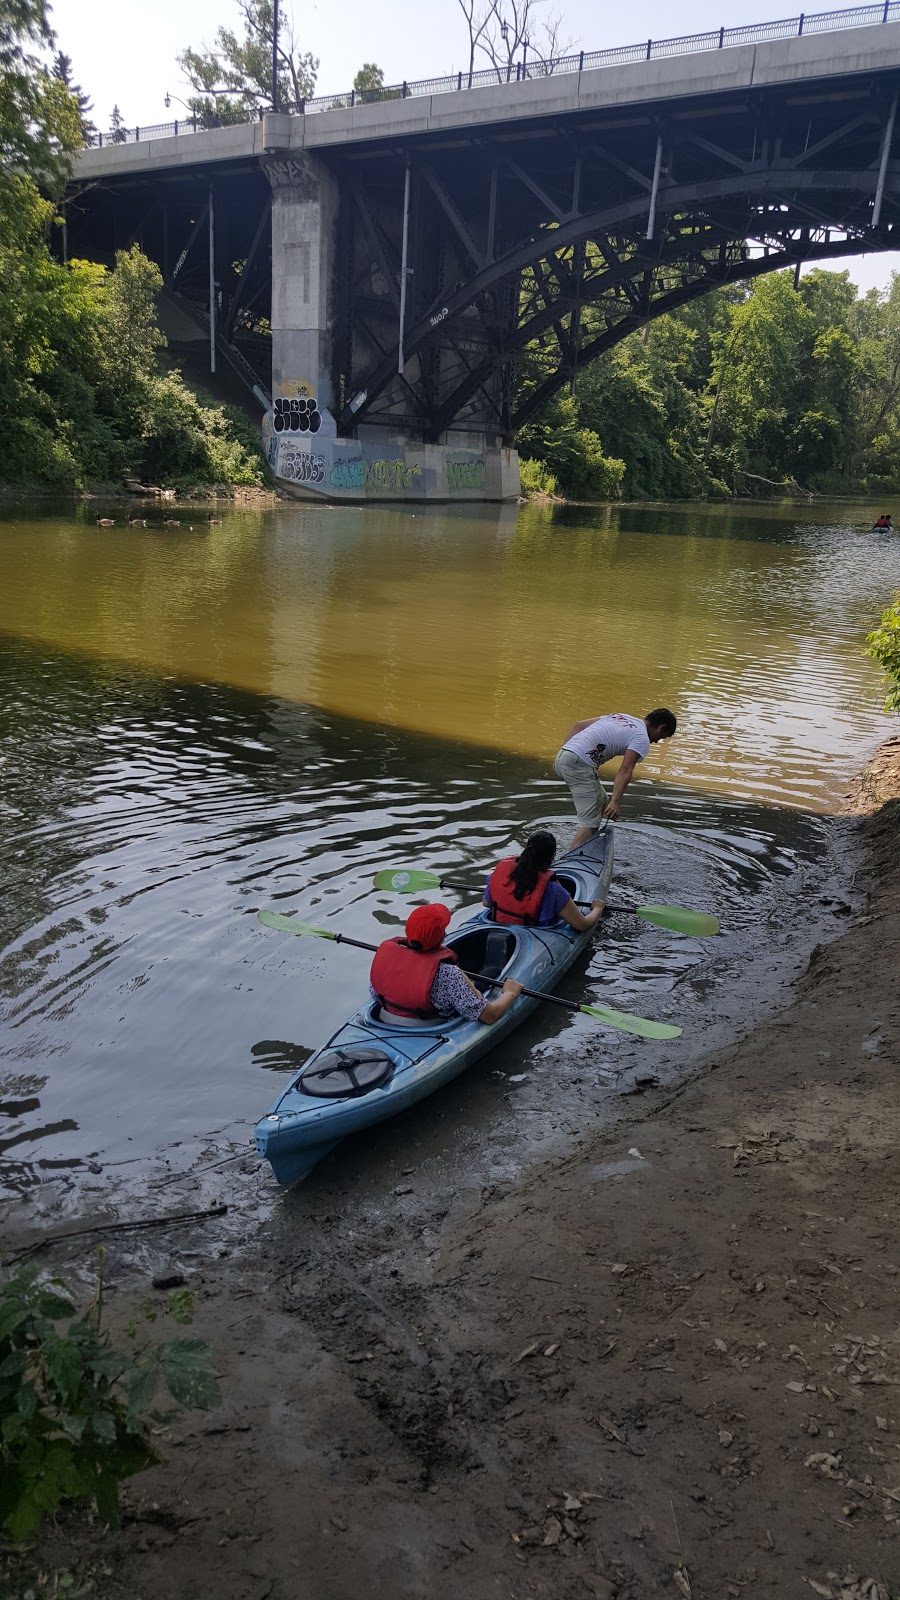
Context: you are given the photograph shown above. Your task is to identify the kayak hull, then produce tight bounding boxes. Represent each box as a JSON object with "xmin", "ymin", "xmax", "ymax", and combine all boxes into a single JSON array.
[{"xmin": 255, "ymin": 830, "xmax": 613, "ymax": 1184}]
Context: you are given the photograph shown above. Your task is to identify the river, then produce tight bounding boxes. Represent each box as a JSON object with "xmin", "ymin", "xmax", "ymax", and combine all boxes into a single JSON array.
[{"xmin": 0, "ymin": 496, "xmax": 897, "ymax": 1206}]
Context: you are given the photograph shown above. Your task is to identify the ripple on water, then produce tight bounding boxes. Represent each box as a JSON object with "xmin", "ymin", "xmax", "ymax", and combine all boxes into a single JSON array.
[
  {"xmin": 0, "ymin": 496, "xmax": 887, "ymax": 1196},
  {"xmin": 0, "ymin": 637, "xmax": 844, "ymax": 1197}
]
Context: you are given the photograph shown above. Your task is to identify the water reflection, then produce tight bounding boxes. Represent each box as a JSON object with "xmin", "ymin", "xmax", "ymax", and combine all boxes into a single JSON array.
[
  {"xmin": 0, "ymin": 630, "xmax": 840, "ymax": 1192},
  {"xmin": 0, "ymin": 496, "xmax": 893, "ymax": 1191},
  {"xmin": 0, "ymin": 498, "xmax": 895, "ymax": 810}
]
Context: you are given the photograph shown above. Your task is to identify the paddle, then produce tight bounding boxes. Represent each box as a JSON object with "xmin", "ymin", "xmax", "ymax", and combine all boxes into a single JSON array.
[
  {"xmin": 371, "ymin": 869, "xmax": 720, "ymax": 938},
  {"xmin": 257, "ymin": 910, "xmax": 682, "ymax": 1041}
]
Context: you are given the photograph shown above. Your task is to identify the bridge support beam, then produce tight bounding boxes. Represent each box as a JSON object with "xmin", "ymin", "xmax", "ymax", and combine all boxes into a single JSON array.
[{"xmin": 264, "ymin": 151, "xmax": 338, "ymax": 413}]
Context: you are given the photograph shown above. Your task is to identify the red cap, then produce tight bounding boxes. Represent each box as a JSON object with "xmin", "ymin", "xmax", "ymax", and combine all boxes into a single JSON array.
[{"xmin": 405, "ymin": 902, "xmax": 452, "ymax": 951}]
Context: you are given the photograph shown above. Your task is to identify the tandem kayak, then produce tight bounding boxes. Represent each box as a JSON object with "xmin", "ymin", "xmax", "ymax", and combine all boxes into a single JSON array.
[{"xmin": 254, "ymin": 829, "xmax": 614, "ymax": 1184}]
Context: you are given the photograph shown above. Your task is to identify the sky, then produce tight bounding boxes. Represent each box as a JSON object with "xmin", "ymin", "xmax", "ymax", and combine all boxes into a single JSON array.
[{"xmin": 49, "ymin": 0, "xmax": 900, "ymax": 294}]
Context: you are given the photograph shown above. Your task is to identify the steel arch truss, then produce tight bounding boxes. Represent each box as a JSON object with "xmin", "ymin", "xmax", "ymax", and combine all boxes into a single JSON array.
[{"xmin": 333, "ymin": 73, "xmax": 900, "ymax": 440}]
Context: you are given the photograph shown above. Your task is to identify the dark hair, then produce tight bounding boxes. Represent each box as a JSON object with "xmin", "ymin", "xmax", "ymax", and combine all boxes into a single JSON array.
[
  {"xmin": 646, "ymin": 707, "xmax": 677, "ymax": 736},
  {"xmin": 508, "ymin": 831, "xmax": 557, "ymax": 900}
]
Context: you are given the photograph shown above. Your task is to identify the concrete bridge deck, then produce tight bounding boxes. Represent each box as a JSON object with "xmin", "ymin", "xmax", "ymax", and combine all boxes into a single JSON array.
[{"xmin": 75, "ymin": 18, "xmax": 900, "ymax": 180}]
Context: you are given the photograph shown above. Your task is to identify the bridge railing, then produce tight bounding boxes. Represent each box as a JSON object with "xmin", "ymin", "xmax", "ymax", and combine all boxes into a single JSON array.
[{"xmin": 87, "ymin": 0, "xmax": 900, "ymax": 146}]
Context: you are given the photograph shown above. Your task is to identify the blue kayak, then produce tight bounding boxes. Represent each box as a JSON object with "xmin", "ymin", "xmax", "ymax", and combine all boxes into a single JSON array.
[{"xmin": 254, "ymin": 829, "xmax": 614, "ymax": 1184}]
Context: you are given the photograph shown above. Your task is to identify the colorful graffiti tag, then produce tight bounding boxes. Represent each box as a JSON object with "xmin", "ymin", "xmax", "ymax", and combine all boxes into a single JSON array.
[
  {"xmin": 277, "ymin": 445, "xmax": 326, "ymax": 485},
  {"xmin": 329, "ymin": 459, "xmax": 422, "ymax": 492},
  {"xmin": 447, "ymin": 460, "xmax": 485, "ymax": 492}
]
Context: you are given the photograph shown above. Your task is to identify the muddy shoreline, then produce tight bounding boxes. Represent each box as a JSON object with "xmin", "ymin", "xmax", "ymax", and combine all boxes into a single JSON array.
[{"xmin": 6, "ymin": 741, "xmax": 900, "ymax": 1599}]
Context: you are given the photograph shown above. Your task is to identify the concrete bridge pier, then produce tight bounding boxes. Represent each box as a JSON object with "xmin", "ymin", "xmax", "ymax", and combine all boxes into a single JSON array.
[{"xmin": 261, "ymin": 139, "xmax": 519, "ymax": 504}]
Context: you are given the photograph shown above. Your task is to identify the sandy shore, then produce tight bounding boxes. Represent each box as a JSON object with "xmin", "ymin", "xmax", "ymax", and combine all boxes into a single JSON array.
[{"xmin": 6, "ymin": 740, "xmax": 900, "ymax": 1600}]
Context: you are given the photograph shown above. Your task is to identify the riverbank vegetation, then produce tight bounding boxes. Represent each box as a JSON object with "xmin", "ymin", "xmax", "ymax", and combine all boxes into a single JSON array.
[
  {"xmin": 520, "ymin": 266, "xmax": 900, "ymax": 502},
  {"xmin": 0, "ymin": 0, "xmax": 266, "ymax": 491}
]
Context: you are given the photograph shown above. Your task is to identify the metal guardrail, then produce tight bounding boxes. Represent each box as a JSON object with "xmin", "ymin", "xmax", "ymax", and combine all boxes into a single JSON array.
[{"xmin": 88, "ymin": 0, "xmax": 900, "ymax": 146}]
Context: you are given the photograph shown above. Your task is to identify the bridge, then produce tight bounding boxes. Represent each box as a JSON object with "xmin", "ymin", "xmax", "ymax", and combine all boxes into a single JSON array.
[{"xmin": 69, "ymin": 4, "xmax": 900, "ymax": 502}]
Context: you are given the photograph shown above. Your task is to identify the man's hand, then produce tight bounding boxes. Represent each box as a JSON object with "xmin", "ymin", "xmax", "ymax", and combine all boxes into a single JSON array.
[
  {"xmin": 502, "ymin": 979, "xmax": 525, "ymax": 999},
  {"xmin": 602, "ymin": 798, "xmax": 621, "ymax": 821}
]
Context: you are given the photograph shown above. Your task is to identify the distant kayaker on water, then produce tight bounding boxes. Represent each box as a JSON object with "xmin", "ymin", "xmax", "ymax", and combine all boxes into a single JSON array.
[
  {"xmin": 370, "ymin": 903, "xmax": 523, "ymax": 1028},
  {"xmin": 555, "ymin": 708, "xmax": 677, "ymax": 848},
  {"xmin": 874, "ymin": 513, "xmax": 894, "ymax": 530},
  {"xmin": 484, "ymin": 832, "xmax": 605, "ymax": 930}
]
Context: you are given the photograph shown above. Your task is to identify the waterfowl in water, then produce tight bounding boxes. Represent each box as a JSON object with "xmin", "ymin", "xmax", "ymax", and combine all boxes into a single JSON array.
[
  {"xmin": 207, "ymin": 513, "xmax": 223, "ymax": 525},
  {"xmin": 128, "ymin": 516, "xmax": 147, "ymax": 527},
  {"xmin": 162, "ymin": 516, "xmax": 180, "ymax": 526},
  {"xmin": 96, "ymin": 515, "xmax": 116, "ymax": 527}
]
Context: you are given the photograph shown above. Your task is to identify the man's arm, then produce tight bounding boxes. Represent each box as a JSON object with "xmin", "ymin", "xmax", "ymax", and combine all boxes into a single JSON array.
[
  {"xmin": 602, "ymin": 749, "xmax": 640, "ymax": 821},
  {"xmin": 562, "ymin": 717, "xmax": 596, "ymax": 742}
]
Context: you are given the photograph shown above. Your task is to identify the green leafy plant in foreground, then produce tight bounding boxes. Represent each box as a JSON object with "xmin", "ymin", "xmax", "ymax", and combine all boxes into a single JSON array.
[
  {"xmin": 867, "ymin": 594, "xmax": 900, "ymax": 713},
  {"xmin": 0, "ymin": 1256, "xmax": 220, "ymax": 1539}
]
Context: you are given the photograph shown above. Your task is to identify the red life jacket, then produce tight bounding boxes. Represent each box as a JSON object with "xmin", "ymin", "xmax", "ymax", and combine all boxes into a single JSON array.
[
  {"xmin": 487, "ymin": 858, "xmax": 555, "ymax": 925},
  {"xmin": 370, "ymin": 937, "xmax": 458, "ymax": 1020}
]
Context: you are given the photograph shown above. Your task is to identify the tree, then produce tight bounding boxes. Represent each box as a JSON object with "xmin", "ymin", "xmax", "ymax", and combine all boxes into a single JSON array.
[
  {"xmin": 108, "ymin": 103, "xmax": 126, "ymax": 143},
  {"xmin": 0, "ymin": 0, "xmax": 82, "ymax": 210},
  {"xmin": 454, "ymin": 0, "xmax": 575, "ymax": 84},
  {"xmin": 178, "ymin": 0, "xmax": 318, "ymax": 118},
  {"xmin": 350, "ymin": 62, "xmax": 401, "ymax": 104},
  {"xmin": 53, "ymin": 50, "xmax": 94, "ymax": 141},
  {"xmin": 353, "ymin": 63, "xmax": 384, "ymax": 94}
]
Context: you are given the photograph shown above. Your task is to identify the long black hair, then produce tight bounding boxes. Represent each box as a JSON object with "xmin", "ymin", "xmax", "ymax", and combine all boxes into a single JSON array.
[{"xmin": 507, "ymin": 831, "xmax": 557, "ymax": 900}]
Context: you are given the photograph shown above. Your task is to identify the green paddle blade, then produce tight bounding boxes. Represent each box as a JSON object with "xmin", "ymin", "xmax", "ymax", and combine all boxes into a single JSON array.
[
  {"xmin": 373, "ymin": 868, "xmax": 442, "ymax": 892},
  {"xmin": 636, "ymin": 905, "xmax": 720, "ymax": 938},
  {"xmin": 258, "ymin": 910, "xmax": 335, "ymax": 939},
  {"xmin": 580, "ymin": 1003, "xmax": 682, "ymax": 1040}
]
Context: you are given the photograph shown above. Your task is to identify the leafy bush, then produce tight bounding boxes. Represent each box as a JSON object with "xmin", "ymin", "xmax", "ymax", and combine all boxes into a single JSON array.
[
  {"xmin": 0, "ymin": 1261, "xmax": 219, "ymax": 1539},
  {"xmin": 0, "ymin": 234, "xmax": 265, "ymax": 489},
  {"xmin": 867, "ymin": 595, "xmax": 900, "ymax": 713},
  {"xmin": 518, "ymin": 395, "xmax": 624, "ymax": 500},
  {"xmin": 139, "ymin": 370, "xmax": 265, "ymax": 487},
  {"xmin": 519, "ymin": 456, "xmax": 557, "ymax": 497}
]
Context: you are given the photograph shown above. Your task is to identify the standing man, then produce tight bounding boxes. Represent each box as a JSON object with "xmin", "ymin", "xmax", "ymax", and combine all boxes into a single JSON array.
[{"xmin": 554, "ymin": 708, "xmax": 677, "ymax": 848}]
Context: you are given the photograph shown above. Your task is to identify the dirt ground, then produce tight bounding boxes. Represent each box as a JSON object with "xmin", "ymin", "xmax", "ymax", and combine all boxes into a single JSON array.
[{"xmin": 7, "ymin": 741, "xmax": 900, "ymax": 1600}]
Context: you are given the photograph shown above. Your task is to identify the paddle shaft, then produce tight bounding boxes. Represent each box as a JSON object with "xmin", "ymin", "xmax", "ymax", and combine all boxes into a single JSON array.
[
  {"xmin": 437, "ymin": 877, "xmax": 630, "ymax": 915},
  {"xmin": 328, "ymin": 931, "xmax": 588, "ymax": 1017}
]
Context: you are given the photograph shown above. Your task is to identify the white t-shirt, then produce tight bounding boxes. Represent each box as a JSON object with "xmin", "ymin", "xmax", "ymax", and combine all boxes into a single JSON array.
[{"xmin": 563, "ymin": 713, "xmax": 650, "ymax": 770}]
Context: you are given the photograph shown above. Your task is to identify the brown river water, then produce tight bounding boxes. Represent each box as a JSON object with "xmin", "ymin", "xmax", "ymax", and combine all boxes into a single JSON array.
[{"xmin": 0, "ymin": 496, "xmax": 897, "ymax": 1206}]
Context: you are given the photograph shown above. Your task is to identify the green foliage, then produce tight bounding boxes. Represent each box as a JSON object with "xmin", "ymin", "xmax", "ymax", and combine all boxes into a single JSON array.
[
  {"xmin": 519, "ymin": 456, "xmax": 557, "ymax": 497},
  {"xmin": 350, "ymin": 63, "xmax": 401, "ymax": 103},
  {"xmin": 0, "ymin": 240, "xmax": 265, "ymax": 488},
  {"xmin": 178, "ymin": 0, "xmax": 318, "ymax": 117},
  {"xmin": 52, "ymin": 51, "xmax": 93, "ymax": 142},
  {"xmin": 0, "ymin": 0, "xmax": 83, "ymax": 209},
  {"xmin": 518, "ymin": 394, "xmax": 624, "ymax": 499},
  {"xmin": 353, "ymin": 63, "xmax": 383, "ymax": 93},
  {"xmin": 867, "ymin": 595, "xmax": 900, "ymax": 713},
  {"xmin": 139, "ymin": 370, "xmax": 265, "ymax": 487},
  {"xmin": 0, "ymin": 1263, "xmax": 220, "ymax": 1539},
  {"xmin": 522, "ymin": 257, "xmax": 900, "ymax": 500}
]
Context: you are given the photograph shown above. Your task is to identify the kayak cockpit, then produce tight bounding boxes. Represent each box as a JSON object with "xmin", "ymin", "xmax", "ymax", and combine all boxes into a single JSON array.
[{"xmin": 447, "ymin": 924, "xmax": 518, "ymax": 990}]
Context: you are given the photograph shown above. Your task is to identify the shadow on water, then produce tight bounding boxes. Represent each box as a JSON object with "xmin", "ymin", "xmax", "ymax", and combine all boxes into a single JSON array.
[
  {"xmin": 0, "ymin": 630, "xmax": 852, "ymax": 1206},
  {"xmin": 0, "ymin": 495, "xmax": 895, "ymax": 1211}
]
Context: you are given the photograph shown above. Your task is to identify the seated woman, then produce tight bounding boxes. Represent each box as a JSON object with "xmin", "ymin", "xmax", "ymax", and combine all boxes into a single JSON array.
[
  {"xmin": 484, "ymin": 831, "xmax": 605, "ymax": 931},
  {"xmin": 370, "ymin": 902, "xmax": 522, "ymax": 1028}
]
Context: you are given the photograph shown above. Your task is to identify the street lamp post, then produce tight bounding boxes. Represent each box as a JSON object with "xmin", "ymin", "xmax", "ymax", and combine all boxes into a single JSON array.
[{"xmin": 272, "ymin": 0, "xmax": 280, "ymax": 110}]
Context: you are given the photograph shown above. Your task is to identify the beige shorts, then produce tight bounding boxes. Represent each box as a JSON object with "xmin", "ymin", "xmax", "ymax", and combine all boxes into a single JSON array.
[{"xmin": 554, "ymin": 747, "xmax": 608, "ymax": 829}]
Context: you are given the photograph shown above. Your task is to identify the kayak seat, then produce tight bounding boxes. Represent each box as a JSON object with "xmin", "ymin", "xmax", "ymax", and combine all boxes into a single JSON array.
[
  {"xmin": 480, "ymin": 928, "xmax": 512, "ymax": 982},
  {"xmin": 448, "ymin": 925, "xmax": 516, "ymax": 994}
]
